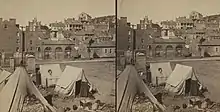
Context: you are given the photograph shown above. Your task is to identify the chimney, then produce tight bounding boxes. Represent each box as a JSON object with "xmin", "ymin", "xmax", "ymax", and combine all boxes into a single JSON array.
[
  {"xmin": 0, "ymin": 18, "xmax": 2, "ymax": 24},
  {"xmin": 9, "ymin": 18, "xmax": 16, "ymax": 25},
  {"xmin": 120, "ymin": 17, "xmax": 127, "ymax": 23}
]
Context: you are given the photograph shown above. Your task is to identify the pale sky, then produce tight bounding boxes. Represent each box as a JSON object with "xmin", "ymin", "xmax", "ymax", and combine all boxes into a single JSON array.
[
  {"xmin": 118, "ymin": 0, "xmax": 220, "ymax": 24},
  {"xmin": 0, "ymin": 0, "xmax": 115, "ymax": 25}
]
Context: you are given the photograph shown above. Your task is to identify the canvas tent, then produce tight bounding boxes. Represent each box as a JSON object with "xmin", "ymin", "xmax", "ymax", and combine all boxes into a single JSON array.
[
  {"xmin": 150, "ymin": 62, "xmax": 172, "ymax": 85},
  {"xmin": 55, "ymin": 66, "xmax": 90, "ymax": 97},
  {"xmin": 0, "ymin": 70, "xmax": 11, "ymax": 92},
  {"xmin": 165, "ymin": 64, "xmax": 202, "ymax": 96},
  {"xmin": 117, "ymin": 65, "xmax": 166, "ymax": 112},
  {"xmin": 40, "ymin": 64, "xmax": 62, "ymax": 87},
  {"xmin": 0, "ymin": 67, "xmax": 56, "ymax": 112}
]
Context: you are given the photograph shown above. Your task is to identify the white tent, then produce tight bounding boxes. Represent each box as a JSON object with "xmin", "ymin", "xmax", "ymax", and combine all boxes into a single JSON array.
[
  {"xmin": 0, "ymin": 67, "xmax": 56, "ymax": 112},
  {"xmin": 54, "ymin": 66, "xmax": 90, "ymax": 97},
  {"xmin": 165, "ymin": 64, "xmax": 202, "ymax": 96},
  {"xmin": 150, "ymin": 62, "xmax": 172, "ymax": 85},
  {"xmin": 40, "ymin": 64, "xmax": 62, "ymax": 87},
  {"xmin": 0, "ymin": 70, "xmax": 11, "ymax": 92}
]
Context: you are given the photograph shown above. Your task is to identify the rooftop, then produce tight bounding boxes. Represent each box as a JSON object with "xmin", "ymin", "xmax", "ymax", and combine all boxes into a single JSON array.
[
  {"xmin": 200, "ymin": 39, "xmax": 220, "ymax": 46},
  {"xmin": 49, "ymin": 22, "xmax": 65, "ymax": 27},
  {"xmin": 153, "ymin": 37, "xmax": 185, "ymax": 44},
  {"xmin": 89, "ymin": 41, "xmax": 115, "ymax": 48}
]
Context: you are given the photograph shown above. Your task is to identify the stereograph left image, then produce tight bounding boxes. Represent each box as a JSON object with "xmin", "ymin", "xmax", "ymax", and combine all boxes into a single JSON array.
[{"xmin": 0, "ymin": 0, "xmax": 116, "ymax": 112}]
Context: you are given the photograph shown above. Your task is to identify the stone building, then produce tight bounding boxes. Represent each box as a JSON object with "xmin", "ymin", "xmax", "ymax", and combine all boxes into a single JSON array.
[
  {"xmin": 146, "ymin": 38, "xmax": 186, "ymax": 58},
  {"xmin": 27, "ymin": 18, "xmax": 41, "ymax": 31},
  {"xmin": 176, "ymin": 17, "xmax": 194, "ymax": 30},
  {"xmin": 64, "ymin": 18, "xmax": 83, "ymax": 31},
  {"xmin": 199, "ymin": 39, "xmax": 220, "ymax": 57},
  {"xmin": 35, "ymin": 39, "xmax": 78, "ymax": 60},
  {"xmin": 88, "ymin": 41, "xmax": 115, "ymax": 58}
]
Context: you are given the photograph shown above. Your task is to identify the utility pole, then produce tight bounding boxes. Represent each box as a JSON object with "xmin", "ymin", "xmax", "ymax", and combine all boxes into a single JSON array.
[
  {"xmin": 21, "ymin": 26, "xmax": 25, "ymax": 66},
  {"xmin": 132, "ymin": 29, "xmax": 136, "ymax": 65}
]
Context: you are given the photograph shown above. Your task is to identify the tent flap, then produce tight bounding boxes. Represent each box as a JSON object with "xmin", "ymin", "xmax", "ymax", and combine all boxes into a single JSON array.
[
  {"xmin": 0, "ymin": 67, "xmax": 56, "ymax": 112},
  {"xmin": 117, "ymin": 65, "xmax": 166, "ymax": 112}
]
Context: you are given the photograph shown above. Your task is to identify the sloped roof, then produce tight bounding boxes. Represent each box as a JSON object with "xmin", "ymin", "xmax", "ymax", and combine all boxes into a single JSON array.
[
  {"xmin": 40, "ymin": 39, "xmax": 75, "ymax": 45},
  {"xmin": 89, "ymin": 41, "xmax": 115, "ymax": 48},
  {"xmin": 200, "ymin": 39, "xmax": 220, "ymax": 46},
  {"xmin": 49, "ymin": 22, "xmax": 65, "ymax": 27},
  {"xmin": 64, "ymin": 18, "xmax": 82, "ymax": 24},
  {"xmin": 153, "ymin": 38, "xmax": 185, "ymax": 44}
]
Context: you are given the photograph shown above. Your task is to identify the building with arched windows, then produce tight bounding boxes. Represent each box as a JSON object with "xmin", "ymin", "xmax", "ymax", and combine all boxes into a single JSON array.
[
  {"xmin": 146, "ymin": 38, "xmax": 186, "ymax": 58},
  {"xmin": 35, "ymin": 39, "xmax": 78, "ymax": 60}
]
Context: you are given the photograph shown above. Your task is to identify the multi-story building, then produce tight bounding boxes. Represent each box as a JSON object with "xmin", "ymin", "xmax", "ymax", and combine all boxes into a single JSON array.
[
  {"xmin": 160, "ymin": 20, "xmax": 177, "ymax": 29},
  {"xmin": 176, "ymin": 16, "xmax": 194, "ymax": 30},
  {"xmin": 117, "ymin": 17, "xmax": 131, "ymax": 55},
  {"xmin": 146, "ymin": 37, "xmax": 186, "ymax": 58},
  {"xmin": 64, "ymin": 18, "xmax": 83, "ymax": 31},
  {"xmin": 27, "ymin": 18, "xmax": 41, "ymax": 31},
  {"xmin": 35, "ymin": 39, "xmax": 78, "ymax": 60},
  {"xmin": 0, "ymin": 18, "xmax": 20, "ymax": 57},
  {"xmin": 78, "ymin": 12, "xmax": 92, "ymax": 23},
  {"xmin": 49, "ymin": 22, "xmax": 65, "ymax": 31},
  {"xmin": 189, "ymin": 11, "xmax": 203, "ymax": 20}
]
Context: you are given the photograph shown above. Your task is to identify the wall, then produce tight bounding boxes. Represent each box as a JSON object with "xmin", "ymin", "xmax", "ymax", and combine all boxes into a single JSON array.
[
  {"xmin": 201, "ymin": 46, "xmax": 220, "ymax": 56},
  {"xmin": 91, "ymin": 47, "xmax": 115, "ymax": 58},
  {"xmin": 0, "ymin": 19, "xmax": 20, "ymax": 56},
  {"xmin": 36, "ymin": 44, "xmax": 77, "ymax": 60}
]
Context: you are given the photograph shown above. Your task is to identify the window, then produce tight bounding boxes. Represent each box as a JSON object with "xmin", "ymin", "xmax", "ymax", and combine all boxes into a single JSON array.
[
  {"xmin": 16, "ymin": 39, "xmax": 19, "ymax": 44},
  {"xmin": 216, "ymin": 48, "xmax": 218, "ymax": 52},
  {"xmin": 30, "ymin": 47, "xmax": 33, "ymax": 50},
  {"xmin": 105, "ymin": 49, "xmax": 107, "ymax": 53},
  {"xmin": 17, "ymin": 32, "xmax": 20, "ymax": 37},
  {"xmin": 109, "ymin": 49, "xmax": 112, "ymax": 53},
  {"xmin": 16, "ymin": 47, "xmax": 19, "ymax": 52},
  {"xmin": 30, "ymin": 40, "xmax": 32, "ymax": 45},
  {"xmin": 4, "ymin": 24, "xmax": 7, "ymax": 29},
  {"xmin": 141, "ymin": 38, "xmax": 144, "ymax": 43}
]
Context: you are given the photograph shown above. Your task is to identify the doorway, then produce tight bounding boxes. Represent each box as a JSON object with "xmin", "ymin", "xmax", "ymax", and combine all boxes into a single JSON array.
[{"xmin": 75, "ymin": 80, "xmax": 82, "ymax": 97}]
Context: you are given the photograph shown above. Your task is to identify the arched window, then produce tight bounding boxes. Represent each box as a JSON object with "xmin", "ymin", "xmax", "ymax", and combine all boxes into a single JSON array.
[
  {"xmin": 44, "ymin": 47, "xmax": 52, "ymax": 59},
  {"xmin": 55, "ymin": 47, "xmax": 63, "ymax": 59},
  {"xmin": 155, "ymin": 45, "xmax": 162, "ymax": 57},
  {"xmin": 65, "ymin": 47, "xmax": 72, "ymax": 59}
]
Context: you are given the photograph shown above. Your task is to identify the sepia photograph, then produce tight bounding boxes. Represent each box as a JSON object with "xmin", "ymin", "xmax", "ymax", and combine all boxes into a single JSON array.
[
  {"xmin": 117, "ymin": 0, "xmax": 220, "ymax": 112},
  {"xmin": 0, "ymin": 0, "xmax": 115, "ymax": 112}
]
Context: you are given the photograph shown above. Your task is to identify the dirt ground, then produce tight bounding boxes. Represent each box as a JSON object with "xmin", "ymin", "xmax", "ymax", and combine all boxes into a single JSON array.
[
  {"xmin": 50, "ymin": 61, "xmax": 116, "ymax": 109},
  {"xmin": 136, "ymin": 56, "xmax": 220, "ymax": 105}
]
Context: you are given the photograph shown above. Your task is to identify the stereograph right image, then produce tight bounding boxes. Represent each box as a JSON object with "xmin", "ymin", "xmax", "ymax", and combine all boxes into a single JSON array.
[{"xmin": 116, "ymin": 0, "xmax": 220, "ymax": 112}]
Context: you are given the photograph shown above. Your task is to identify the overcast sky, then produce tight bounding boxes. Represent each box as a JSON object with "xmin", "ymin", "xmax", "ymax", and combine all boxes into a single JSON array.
[
  {"xmin": 118, "ymin": 0, "xmax": 220, "ymax": 24},
  {"xmin": 0, "ymin": 0, "xmax": 115, "ymax": 25}
]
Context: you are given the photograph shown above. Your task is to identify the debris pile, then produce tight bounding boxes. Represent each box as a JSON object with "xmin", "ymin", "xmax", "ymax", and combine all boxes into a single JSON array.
[
  {"xmin": 164, "ymin": 97, "xmax": 220, "ymax": 112},
  {"xmin": 22, "ymin": 95, "xmax": 45, "ymax": 112},
  {"xmin": 132, "ymin": 93, "xmax": 160, "ymax": 112}
]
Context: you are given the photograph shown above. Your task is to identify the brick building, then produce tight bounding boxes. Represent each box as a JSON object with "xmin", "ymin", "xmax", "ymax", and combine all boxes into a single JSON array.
[
  {"xmin": 0, "ymin": 18, "xmax": 20, "ymax": 57},
  {"xmin": 117, "ymin": 17, "xmax": 131, "ymax": 55}
]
